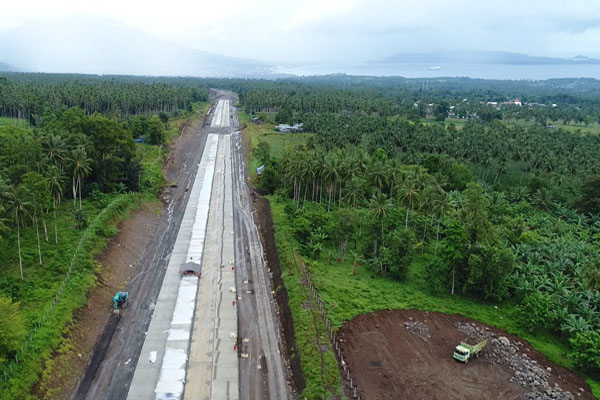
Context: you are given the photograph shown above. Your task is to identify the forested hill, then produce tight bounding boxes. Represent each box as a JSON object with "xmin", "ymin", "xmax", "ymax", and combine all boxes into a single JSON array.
[
  {"xmin": 0, "ymin": 62, "xmax": 18, "ymax": 72},
  {"xmin": 0, "ymin": 17, "xmax": 269, "ymax": 77},
  {"xmin": 375, "ymin": 50, "xmax": 600, "ymax": 65}
]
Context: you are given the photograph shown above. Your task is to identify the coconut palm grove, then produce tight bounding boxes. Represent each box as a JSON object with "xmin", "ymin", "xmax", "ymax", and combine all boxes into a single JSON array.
[{"xmin": 0, "ymin": 73, "xmax": 600, "ymax": 398}]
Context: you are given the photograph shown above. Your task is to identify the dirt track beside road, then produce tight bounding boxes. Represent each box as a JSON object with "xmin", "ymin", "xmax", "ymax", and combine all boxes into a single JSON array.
[{"xmin": 32, "ymin": 106, "xmax": 209, "ymax": 400}]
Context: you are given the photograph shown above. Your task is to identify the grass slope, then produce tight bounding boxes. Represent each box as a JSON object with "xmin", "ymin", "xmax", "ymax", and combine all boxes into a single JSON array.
[{"xmin": 268, "ymin": 198, "xmax": 600, "ymax": 399}]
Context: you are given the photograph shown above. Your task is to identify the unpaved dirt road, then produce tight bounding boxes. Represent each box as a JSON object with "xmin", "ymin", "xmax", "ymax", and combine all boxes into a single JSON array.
[
  {"xmin": 230, "ymin": 101, "xmax": 292, "ymax": 399},
  {"xmin": 339, "ymin": 309, "xmax": 593, "ymax": 400},
  {"xmin": 74, "ymin": 107, "xmax": 210, "ymax": 400}
]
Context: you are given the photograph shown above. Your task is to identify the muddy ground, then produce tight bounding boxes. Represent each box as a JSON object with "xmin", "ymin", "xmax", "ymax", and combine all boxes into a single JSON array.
[
  {"xmin": 339, "ymin": 309, "xmax": 593, "ymax": 400},
  {"xmin": 33, "ymin": 108, "xmax": 208, "ymax": 400}
]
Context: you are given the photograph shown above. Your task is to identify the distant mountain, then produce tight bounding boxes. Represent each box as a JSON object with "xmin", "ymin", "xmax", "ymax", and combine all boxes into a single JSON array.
[
  {"xmin": 0, "ymin": 18, "xmax": 273, "ymax": 77},
  {"xmin": 374, "ymin": 51, "xmax": 600, "ymax": 65},
  {"xmin": 0, "ymin": 61, "xmax": 19, "ymax": 72}
]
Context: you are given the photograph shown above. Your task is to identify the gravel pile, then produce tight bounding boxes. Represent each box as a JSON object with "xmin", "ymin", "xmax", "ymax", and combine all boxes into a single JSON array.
[
  {"xmin": 453, "ymin": 322, "xmax": 578, "ymax": 400},
  {"xmin": 403, "ymin": 318, "xmax": 431, "ymax": 339}
]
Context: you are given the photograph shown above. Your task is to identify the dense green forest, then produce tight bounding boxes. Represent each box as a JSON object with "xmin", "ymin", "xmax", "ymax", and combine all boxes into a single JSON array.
[{"xmin": 2, "ymin": 72, "xmax": 600, "ymax": 398}]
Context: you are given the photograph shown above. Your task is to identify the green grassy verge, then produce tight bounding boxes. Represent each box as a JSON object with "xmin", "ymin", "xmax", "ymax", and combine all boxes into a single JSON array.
[
  {"xmin": 268, "ymin": 198, "xmax": 600, "ymax": 399},
  {"xmin": 0, "ymin": 192, "xmax": 146, "ymax": 398},
  {"xmin": 238, "ymin": 111, "xmax": 311, "ymax": 180},
  {"xmin": 271, "ymin": 201, "xmax": 343, "ymax": 399},
  {"xmin": 424, "ymin": 116, "xmax": 600, "ymax": 135},
  {"xmin": 165, "ymin": 102, "xmax": 210, "ymax": 141}
]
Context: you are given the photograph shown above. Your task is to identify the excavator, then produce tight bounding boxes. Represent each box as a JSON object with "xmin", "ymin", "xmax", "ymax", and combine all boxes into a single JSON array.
[{"xmin": 113, "ymin": 291, "xmax": 129, "ymax": 314}]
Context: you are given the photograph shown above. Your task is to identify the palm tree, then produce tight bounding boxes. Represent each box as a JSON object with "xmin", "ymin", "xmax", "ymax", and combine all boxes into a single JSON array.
[
  {"xmin": 323, "ymin": 154, "xmax": 340, "ymax": 210},
  {"xmin": 42, "ymin": 134, "xmax": 68, "ymax": 170},
  {"xmin": 369, "ymin": 161, "xmax": 387, "ymax": 193},
  {"xmin": 432, "ymin": 193, "xmax": 452, "ymax": 256},
  {"xmin": 344, "ymin": 178, "xmax": 364, "ymax": 209},
  {"xmin": 46, "ymin": 166, "xmax": 67, "ymax": 244},
  {"xmin": 71, "ymin": 147, "xmax": 92, "ymax": 209},
  {"xmin": 8, "ymin": 187, "xmax": 31, "ymax": 280},
  {"xmin": 369, "ymin": 192, "xmax": 392, "ymax": 251},
  {"xmin": 397, "ymin": 178, "xmax": 420, "ymax": 229}
]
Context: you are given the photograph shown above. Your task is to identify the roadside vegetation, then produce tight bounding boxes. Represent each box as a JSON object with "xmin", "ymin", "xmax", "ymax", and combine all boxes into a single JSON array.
[
  {"xmin": 0, "ymin": 73, "xmax": 209, "ymax": 398},
  {"xmin": 240, "ymin": 82, "xmax": 600, "ymax": 398}
]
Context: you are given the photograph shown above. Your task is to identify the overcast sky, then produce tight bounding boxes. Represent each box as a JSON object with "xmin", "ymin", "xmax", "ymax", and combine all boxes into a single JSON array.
[{"xmin": 1, "ymin": 0, "xmax": 600, "ymax": 63}]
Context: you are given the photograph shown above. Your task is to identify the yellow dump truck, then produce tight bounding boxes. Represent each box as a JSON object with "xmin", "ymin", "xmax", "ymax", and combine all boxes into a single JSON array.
[{"xmin": 453, "ymin": 339, "xmax": 488, "ymax": 363}]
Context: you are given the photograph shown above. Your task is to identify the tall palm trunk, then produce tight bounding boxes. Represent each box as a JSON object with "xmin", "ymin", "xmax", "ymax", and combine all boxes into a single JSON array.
[
  {"xmin": 34, "ymin": 212, "xmax": 42, "ymax": 265},
  {"xmin": 72, "ymin": 178, "xmax": 77, "ymax": 207},
  {"xmin": 435, "ymin": 219, "xmax": 441, "ymax": 257},
  {"xmin": 78, "ymin": 174, "xmax": 83, "ymax": 209},
  {"xmin": 54, "ymin": 205, "xmax": 58, "ymax": 244},
  {"xmin": 17, "ymin": 218, "xmax": 23, "ymax": 280},
  {"xmin": 303, "ymin": 183, "xmax": 308, "ymax": 205},
  {"xmin": 43, "ymin": 219, "xmax": 48, "ymax": 242}
]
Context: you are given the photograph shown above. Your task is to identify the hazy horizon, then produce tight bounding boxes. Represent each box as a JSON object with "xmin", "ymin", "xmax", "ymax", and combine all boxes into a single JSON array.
[{"xmin": 1, "ymin": 0, "xmax": 600, "ymax": 77}]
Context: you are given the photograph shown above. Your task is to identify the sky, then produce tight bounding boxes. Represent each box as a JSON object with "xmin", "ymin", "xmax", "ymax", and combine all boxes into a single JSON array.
[{"xmin": 1, "ymin": 0, "xmax": 600, "ymax": 63}]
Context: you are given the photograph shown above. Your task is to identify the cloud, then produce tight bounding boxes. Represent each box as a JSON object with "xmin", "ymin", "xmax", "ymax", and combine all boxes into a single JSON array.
[{"xmin": 1, "ymin": 0, "xmax": 600, "ymax": 63}]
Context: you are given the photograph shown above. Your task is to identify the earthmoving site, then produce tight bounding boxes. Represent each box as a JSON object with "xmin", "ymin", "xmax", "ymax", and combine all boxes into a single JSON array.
[{"xmin": 338, "ymin": 310, "xmax": 593, "ymax": 400}]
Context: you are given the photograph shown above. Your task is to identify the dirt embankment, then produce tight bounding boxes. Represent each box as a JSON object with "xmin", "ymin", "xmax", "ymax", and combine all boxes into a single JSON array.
[
  {"xmin": 32, "ymin": 201, "xmax": 161, "ymax": 400},
  {"xmin": 252, "ymin": 191, "xmax": 306, "ymax": 395},
  {"xmin": 338, "ymin": 309, "xmax": 593, "ymax": 400}
]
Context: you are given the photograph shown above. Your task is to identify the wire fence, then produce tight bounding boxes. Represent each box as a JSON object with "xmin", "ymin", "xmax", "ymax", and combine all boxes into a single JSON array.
[
  {"xmin": 2, "ymin": 193, "xmax": 134, "ymax": 382},
  {"xmin": 291, "ymin": 247, "xmax": 362, "ymax": 400}
]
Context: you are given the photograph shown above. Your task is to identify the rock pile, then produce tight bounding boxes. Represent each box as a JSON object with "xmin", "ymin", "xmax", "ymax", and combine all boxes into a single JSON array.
[
  {"xmin": 403, "ymin": 318, "xmax": 431, "ymax": 339},
  {"xmin": 453, "ymin": 322, "xmax": 576, "ymax": 400}
]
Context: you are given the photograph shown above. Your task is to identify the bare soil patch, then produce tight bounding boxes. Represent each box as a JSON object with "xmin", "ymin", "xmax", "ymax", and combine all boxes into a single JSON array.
[{"xmin": 338, "ymin": 309, "xmax": 593, "ymax": 400}]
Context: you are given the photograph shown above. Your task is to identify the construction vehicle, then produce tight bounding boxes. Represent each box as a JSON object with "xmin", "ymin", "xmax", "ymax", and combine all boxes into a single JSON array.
[
  {"xmin": 113, "ymin": 292, "xmax": 129, "ymax": 314},
  {"xmin": 453, "ymin": 339, "xmax": 487, "ymax": 363}
]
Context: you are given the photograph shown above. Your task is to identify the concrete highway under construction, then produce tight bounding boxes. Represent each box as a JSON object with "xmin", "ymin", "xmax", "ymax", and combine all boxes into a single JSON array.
[{"xmin": 76, "ymin": 92, "xmax": 292, "ymax": 400}]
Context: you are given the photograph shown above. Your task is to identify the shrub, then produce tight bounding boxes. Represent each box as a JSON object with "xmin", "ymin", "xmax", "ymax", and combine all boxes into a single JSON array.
[
  {"xmin": 0, "ymin": 296, "xmax": 26, "ymax": 357},
  {"xmin": 516, "ymin": 292, "xmax": 557, "ymax": 332},
  {"xmin": 568, "ymin": 331, "xmax": 600, "ymax": 375}
]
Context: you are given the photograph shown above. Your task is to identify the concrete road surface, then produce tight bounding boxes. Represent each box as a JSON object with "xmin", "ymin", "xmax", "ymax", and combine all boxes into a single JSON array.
[
  {"xmin": 76, "ymin": 92, "xmax": 291, "ymax": 400},
  {"xmin": 75, "ymin": 106, "xmax": 211, "ymax": 400}
]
